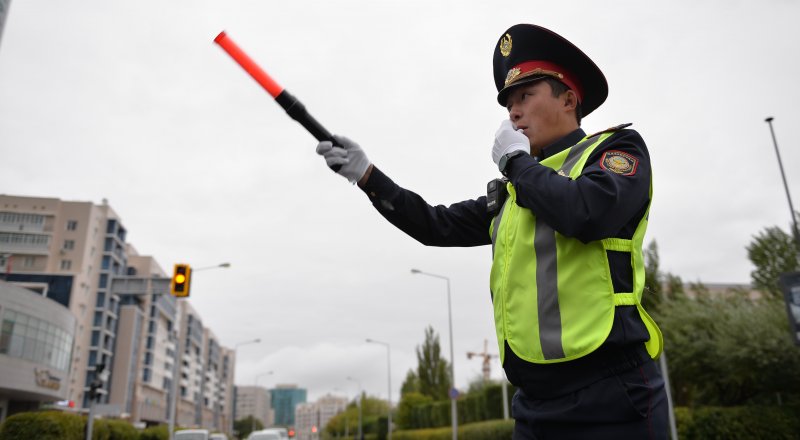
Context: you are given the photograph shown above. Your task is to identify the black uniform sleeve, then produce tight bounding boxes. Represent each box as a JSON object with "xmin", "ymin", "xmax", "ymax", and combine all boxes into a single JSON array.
[
  {"xmin": 503, "ymin": 129, "xmax": 651, "ymax": 242},
  {"xmin": 359, "ymin": 166, "xmax": 493, "ymax": 247}
]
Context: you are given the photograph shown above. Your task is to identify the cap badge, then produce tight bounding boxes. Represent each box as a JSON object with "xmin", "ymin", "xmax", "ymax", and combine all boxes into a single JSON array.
[
  {"xmin": 505, "ymin": 68, "xmax": 521, "ymax": 85},
  {"xmin": 500, "ymin": 33, "xmax": 512, "ymax": 57}
]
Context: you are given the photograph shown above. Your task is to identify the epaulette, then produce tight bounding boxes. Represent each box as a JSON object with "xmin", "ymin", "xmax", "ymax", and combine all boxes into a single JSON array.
[{"xmin": 587, "ymin": 122, "xmax": 632, "ymax": 139}]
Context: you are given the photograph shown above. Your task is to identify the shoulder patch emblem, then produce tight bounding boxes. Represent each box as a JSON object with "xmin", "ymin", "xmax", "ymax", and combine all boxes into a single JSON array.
[{"xmin": 600, "ymin": 150, "xmax": 638, "ymax": 176}]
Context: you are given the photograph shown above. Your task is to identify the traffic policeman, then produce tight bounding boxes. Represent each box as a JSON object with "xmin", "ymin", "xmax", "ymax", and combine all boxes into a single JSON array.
[{"xmin": 317, "ymin": 23, "xmax": 668, "ymax": 439}]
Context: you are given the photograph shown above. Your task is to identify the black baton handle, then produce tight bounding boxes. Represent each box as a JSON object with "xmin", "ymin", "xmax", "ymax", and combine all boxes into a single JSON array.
[{"xmin": 275, "ymin": 90, "xmax": 342, "ymax": 172}]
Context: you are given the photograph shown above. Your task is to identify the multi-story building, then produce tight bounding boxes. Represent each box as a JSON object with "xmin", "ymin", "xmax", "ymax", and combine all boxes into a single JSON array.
[
  {"xmin": 0, "ymin": 195, "xmax": 236, "ymax": 433},
  {"xmin": 235, "ymin": 385, "xmax": 272, "ymax": 428},
  {"xmin": 0, "ymin": 195, "xmax": 127, "ymax": 409},
  {"xmin": 0, "ymin": 280, "xmax": 76, "ymax": 421},
  {"xmin": 294, "ymin": 394, "xmax": 348, "ymax": 440},
  {"xmin": 270, "ymin": 384, "xmax": 306, "ymax": 427}
]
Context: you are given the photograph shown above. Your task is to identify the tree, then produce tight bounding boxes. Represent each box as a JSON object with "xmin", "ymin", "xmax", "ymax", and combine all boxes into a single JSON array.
[
  {"xmin": 324, "ymin": 394, "xmax": 389, "ymax": 438},
  {"xmin": 643, "ymin": 240, "xmax": 665, "ymax": 312},
  {"xmin": 658, "ymin": 289, "xmax": 800, "ymax": 406},
  {"xmin": 234, "ymin": 416, "xmax": 263, "ymax": 439},
  {"xmin": 747, "ymin": 225, "xmax": 799, "ymax": 299},
  {"xmin": 400, "ymin": 369, "xmax": 420, "ymax": 396},
  {"xmin": 415, "ymin": 326, "xmax": 451, "ymax": 400},
  {"xmin": 395, "ymin": 392, "xmax": 433, "ymax": 429},
  {"xmin": 643, "ymin": 240, "xmax": 685, "ymax": 319}
]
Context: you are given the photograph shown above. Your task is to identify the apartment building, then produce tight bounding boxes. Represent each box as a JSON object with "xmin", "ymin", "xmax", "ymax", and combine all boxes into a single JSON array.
[
  {"xmin": 0, "ymin": 195, "xmax": 235, "ymax": 433},
  {"xmin": 294, "ymin": 394, "xmax": 348, "ymax": 440},
  {"xmin": 235, "ymin": 385, "xmax": 273, "ymax": 428}
]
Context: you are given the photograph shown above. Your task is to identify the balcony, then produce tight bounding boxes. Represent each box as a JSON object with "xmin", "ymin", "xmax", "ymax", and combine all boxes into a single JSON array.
[{"xmin": 0, "ymin": 232, "xmax": 51, "ymax": 255}]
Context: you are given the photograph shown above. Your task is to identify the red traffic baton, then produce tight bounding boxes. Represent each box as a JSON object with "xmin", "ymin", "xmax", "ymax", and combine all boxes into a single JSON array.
[{"xmin": 214, "ymin": 31, "xmax": 342, "ymax": 171}]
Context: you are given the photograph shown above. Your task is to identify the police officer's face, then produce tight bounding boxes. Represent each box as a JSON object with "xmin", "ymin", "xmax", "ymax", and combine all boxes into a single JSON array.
[{"xmin": 506, "ymin": 81, "xmax": 578, "ymax": 155}]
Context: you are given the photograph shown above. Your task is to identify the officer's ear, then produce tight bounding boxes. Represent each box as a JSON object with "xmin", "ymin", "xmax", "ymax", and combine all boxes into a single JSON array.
[{"xmin": 562, "ymin": 89, "xmax": 578, "ymax": 112}]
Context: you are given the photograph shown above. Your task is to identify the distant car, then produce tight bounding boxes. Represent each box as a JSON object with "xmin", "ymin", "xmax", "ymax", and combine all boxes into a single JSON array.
[
  {"xmin": 175, "ymin": 429, "xmax": 209, "ymax": 440},
  {"xmin": 209, "ymin": 434, "xmax": 228, "ymax": 440},
  {"xmin": 247, "ymin": 428, "xmax": 288, "ymax": 440}
]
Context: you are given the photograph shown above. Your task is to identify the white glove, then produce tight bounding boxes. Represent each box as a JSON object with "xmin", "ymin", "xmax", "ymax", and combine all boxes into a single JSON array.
[
  {"xmin": 492, "ymin": 120, "xmax": 530, "ymax": 165},
  {"xmin": 316, "ymin": 135, "xmax": 371, "ymax": 184}
]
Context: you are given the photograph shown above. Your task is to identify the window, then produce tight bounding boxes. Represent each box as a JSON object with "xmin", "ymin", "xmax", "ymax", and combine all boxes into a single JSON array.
[
  {"xmin": 66, "ymin": 220, "xmax": 78, "ymax": 231},
  {"xmin": 96, "ymin": 292, "xmax": 105, "ymax": 307},
  {"xmin": 60, "ymin": 260, "xmax": 72, "ymax": 270},
  {"xmin": 63, "ymin": 240, "xmax": 75, "ymax": 250},
  {"xmin": 143, "ymin": 367, "xmax": 151, "ymax": 383},
  {"xmin": 23, "ymin": 256, "xmax": 35, "ymax": 268}
]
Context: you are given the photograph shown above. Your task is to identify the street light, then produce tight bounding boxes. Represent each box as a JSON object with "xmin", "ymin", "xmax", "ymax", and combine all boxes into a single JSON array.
[
  {"xmin": 193, "ymin": 262, "xmax": 232, "ymax": 272},
  {"xmin": 253, "ymin": 371, "xmax": 274, "ymax": 434},
  {"xmin": 347, "ymin": 376, "xmax": 363, "ymax": 440},
  {"xmin": 765, "ymin": 117, "xmax": 800, "ymax": 252},
  {"xmin": 411, "ymin": 268, "xmax": 458, "ymax": 440},
  {"xmin": 229, "ymin": 338, "xmax": 262, "ymax": 437},
  {"xmin": 366, "ymin": 338, "xmax": 392, "ymax": 440}
]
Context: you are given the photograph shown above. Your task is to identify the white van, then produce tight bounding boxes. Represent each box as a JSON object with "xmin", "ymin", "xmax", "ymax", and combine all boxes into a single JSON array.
[
  {"xmin": 209, "ymin": 434, "xmax": 229, "ymax": 440},
  {"xmin": 174, "ymin": 429, "xmax": 209, "ymax": 440},
  {"xmin": 248, "ymin": 428, "xmax": 288, "ymax": 440}
]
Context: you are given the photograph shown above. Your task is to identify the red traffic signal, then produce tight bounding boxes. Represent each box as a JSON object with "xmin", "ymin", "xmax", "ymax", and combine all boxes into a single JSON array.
[{"xmin": 170, "ymin": 264, "xmax": 192, "ymax": 297}]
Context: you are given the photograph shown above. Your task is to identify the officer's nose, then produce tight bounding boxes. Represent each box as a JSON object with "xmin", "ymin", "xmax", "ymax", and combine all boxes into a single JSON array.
[{"xmin": 509, "ymin": 106, "xmax": 522, "ymax": 122}]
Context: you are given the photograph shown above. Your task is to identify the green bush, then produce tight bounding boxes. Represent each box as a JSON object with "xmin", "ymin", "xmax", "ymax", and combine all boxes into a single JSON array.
[
  {"xmin": 392, "ymin": 419, "xmax": 513, "ymax": 440},
  {"xmin": 0, "ymin": 412, "xmax": 64, "ymax": 440},
  {"xmin": 0, "ymin": 411, "xmax": 155, "ymax": 440},
  {"xmin": 0, "ymin": 411, "xmax": 86, "ymax": 440},
  {"xmin": 675, "ymin": 406, "xmax": 800, "ymax": 440},
  {"xmin": 138, "ymin": 425, "xmax": 168, "ymax": 440}
]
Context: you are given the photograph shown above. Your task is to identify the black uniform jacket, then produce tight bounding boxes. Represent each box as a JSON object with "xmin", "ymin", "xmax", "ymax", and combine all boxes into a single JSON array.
[{"xmin": 360, "ymin": 127, "xmax": 654, "ymax": 399}]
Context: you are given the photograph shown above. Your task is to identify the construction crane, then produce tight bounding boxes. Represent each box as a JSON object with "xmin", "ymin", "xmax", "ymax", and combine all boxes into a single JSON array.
[{"xmin": 466, "ymin": 339, "xmax": 498, "ymax": 382}]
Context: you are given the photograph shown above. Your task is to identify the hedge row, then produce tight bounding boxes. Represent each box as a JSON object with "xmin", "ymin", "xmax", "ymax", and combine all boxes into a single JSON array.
[
  {"xmin": 393, "ymin": 406, "xmax": 800, "ymax": 440},
  {"xmin": 675, "ymin": 405, "xmax": 800, "ymax": 440},
  {"xmin": 0, "ymin": 411, "xmax": 141, "ymax": 440},
  {"xmin": 392, "ymin": 419, "xmax": 514, "ymax": 440},
  {"xmin": 402, "ymin": 383, "xmax": 514, "ymax": 430}
]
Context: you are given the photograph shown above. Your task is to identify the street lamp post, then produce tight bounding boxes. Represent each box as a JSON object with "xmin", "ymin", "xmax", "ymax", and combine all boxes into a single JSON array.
[
  {"xmin": 167, "ymin": 262, "xmax": 234, "ymax": 440},
  {"xmin": 411, "ymin": 269, "xmax": 458, "ymax": 440},
  {"xmin": 252, "ymin": 371, "xmax": 274, "ymax": 434},
  {"xmin": 86, "ymin": 363, "xmax": 110, "ymax": 440},
  {"xmin": 765, "ymin": 117, "xmax": 800, "ymax": 252},
  {"xmin": 230, "ymin": 338, "xmax": 262, "ymax": 437},
  {"xmin": 167, "ymin": 330, "xmax": 183, "ymax": 440},
  {"xmin": 347, "ymin": 376, "xmax": 363, "ymax": 440},
  {"xmin": 366, "ymin": 339, "xmax": 392, "ymax": 440}
]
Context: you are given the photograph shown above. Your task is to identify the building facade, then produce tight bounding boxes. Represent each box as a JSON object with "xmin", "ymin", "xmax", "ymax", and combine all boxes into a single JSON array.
[
  {"xmin": 0, "ymin": 281, "xmax": 76, "ymax": 421},
  {"xmin": 235, "ymin": 385, "xmax": 272, "ymax": 427},
  {"xmin": 294, "ymin": 394, "xmax": 348, "ymax": 440},
  {"xmin": 0, "ymin": 195, "xmax": 236, "ymax": 433},
  {"xmin": 270, "ymin": 384, "xmax": 307, "ymax": 427}
]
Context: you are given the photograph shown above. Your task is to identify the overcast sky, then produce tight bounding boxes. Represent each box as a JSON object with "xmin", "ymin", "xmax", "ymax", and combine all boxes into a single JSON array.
[{"xmin": 2, "ymin": 0, "xmax": 799, "ymax": 403}]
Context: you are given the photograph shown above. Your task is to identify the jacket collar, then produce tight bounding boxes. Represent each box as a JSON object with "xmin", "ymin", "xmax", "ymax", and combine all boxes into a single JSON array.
[{"xmin": 538, "ymin": 128, "xmax": 586, "ymax": 160}]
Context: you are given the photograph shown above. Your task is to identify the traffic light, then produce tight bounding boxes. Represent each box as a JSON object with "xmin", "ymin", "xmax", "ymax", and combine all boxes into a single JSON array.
[
  {"xmin": 88, "ymin": 363, "xmax": 106, "ymax": 401},
  {"xmin": 171, "ymin": 264, "xmax": 192, "ymax": 297}
]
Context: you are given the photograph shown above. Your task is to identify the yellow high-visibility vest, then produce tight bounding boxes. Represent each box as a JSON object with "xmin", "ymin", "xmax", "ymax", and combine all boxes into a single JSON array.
[{"xmin": 490, "ymin": 131, "xmax": 662, "ymax": 364}]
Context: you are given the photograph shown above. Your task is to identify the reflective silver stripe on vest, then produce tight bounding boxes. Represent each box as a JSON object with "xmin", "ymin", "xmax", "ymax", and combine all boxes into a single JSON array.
[
  {"xmin": 557, "ymin": 135, "xmax": 598, "ymax": 176},
  {"xmin": 534, "ymin": 134, "xmax": 600, "ymax": 359},
  {"xmin": 534, "ymin": 217, "xmax": 565, "ymax": 359},
  {"xmin": 491, "ymin": 198, "xmax": 509, "ymax": 258}
]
